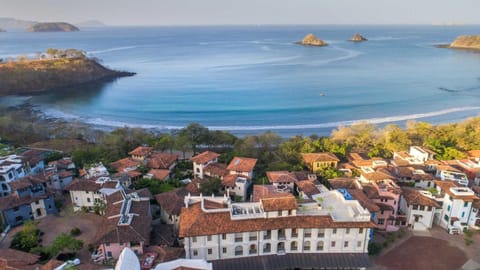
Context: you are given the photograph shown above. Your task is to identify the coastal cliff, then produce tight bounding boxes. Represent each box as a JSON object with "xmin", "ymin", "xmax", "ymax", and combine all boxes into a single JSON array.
[
  {"xmin": 27, "ymin": 22, "xmax": 79, "ymax": 32},
  {"xmin": 350, "ymin": 33, "xmax": 367, "ymax": 42},
  {"xmin": 0, "ymin": 50, "xmax": 134, "ymax": 96},
  {"xmin": 449, "ymin": 35, "xmax": 480, "ymax": 50},
  {"xmin": 296, "ymin": 33, "xmax": 328, "ymax": 46}
]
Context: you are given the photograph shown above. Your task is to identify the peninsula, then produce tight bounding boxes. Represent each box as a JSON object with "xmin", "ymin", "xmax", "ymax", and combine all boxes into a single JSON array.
[
  {"xmin": 26, "ymin": 22, "xmax": 79, "ymax": 32},
  {"xmin": 296, "ymin": 33, "xmax": 328, "ymax": 46},
  {"xmin": 0, "ymin": 48, "xmax": 134, "ymax": 96},
  {"xmin": 449, "ymin": 35, "xmax": 480, "ymax": 50}
]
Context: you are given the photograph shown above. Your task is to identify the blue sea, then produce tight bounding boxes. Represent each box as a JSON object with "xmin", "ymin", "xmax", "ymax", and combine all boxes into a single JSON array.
[{"xmin": 1, "ymin": 25, "xmax": 480, "ymax": 136}]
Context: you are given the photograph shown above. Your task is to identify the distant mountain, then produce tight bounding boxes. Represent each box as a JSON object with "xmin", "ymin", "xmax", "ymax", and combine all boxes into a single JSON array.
[
  {"xmin": 77, "ymin": 20, "xmax": 106, "ymax": 27},
  {"xmin": 0, "ymin": 17, "xmax": 36, "ymax": 30},
  {"xmin": 27, "ymin": 22, "xmax": 80, "ymax": 32}
]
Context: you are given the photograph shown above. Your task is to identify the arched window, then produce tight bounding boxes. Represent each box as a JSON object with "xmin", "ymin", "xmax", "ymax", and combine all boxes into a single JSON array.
[
  {"xmin": 317, "ymin": 241, "xmax": 324, "ymax": 251},
  {"xmin": 249, "ymin": 244, "xmax": 257, "ymax": 254},
  {"xmin": 277, "ymin": 242, "xmax": 285, "ymax": 253},
  {"xmin": 303, "ymin": 240, "xmax": 311, "ymax": 251},
  {"xmin": 235, "ymin": 246, "xmax": 243, "ymax": 256},
  {"xmin": 290, "ymin": 241, "xmax": 298, "ymax": 251},
  {"xmin": 263, "ymin": 243, "xmax": 271, "ymax": 253}
]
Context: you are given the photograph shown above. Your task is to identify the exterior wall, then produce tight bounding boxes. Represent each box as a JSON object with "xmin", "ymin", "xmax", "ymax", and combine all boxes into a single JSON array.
[
  {"xmin": 160, "ymin": 208, "xmax": 180, "ymax": 231},
  {"xmin": 1, "ymin": 204, "xmax": 34, "ymax": 227},
  {"xmin": 399, "ymin": 197, "xmax": 435, "ymax": 230},
  {"xmin": 373, "ymin": 209, "xmax": 394, "ymax": 230},
  {"xmin": 193, "ymin": 162, "xmax": 205, "ymax": 179},
  {"xmin": 311, "ymin": 161, "xmax": 338, "ymax": 172},
  {"xmin": 185, "ymin": 227, "xmax": 370, "ymax": 261},
  {"xmin": 438, "ymin": 195, "xmax": 473, "ymax": 230},
  {"xmin": 70, "ymin": 190, "xmax": 105, "ymax": 212},
  {"xmin": 409, "ymin": 147, "xmax": 430, "ymax": 162},
  {"xmin": 102, "ymin": 241, "xmax": 145, "ymax": 260},
  {"xmin": 468, "ymin": 207, "xmax": 480, "ymax": 229}
]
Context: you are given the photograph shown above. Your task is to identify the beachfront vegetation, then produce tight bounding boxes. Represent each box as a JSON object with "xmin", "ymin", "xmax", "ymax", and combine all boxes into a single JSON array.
[{"xmin": 1, "ymin": 102, "xmax": 480, "ymax": 178}]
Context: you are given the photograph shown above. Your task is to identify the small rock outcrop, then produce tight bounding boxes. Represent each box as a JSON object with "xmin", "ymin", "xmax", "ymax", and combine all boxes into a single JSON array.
[
  {"xmin": 449, "ymin": 35, "xmax": 480, "ymax": 50},
  {"xmin": 350, "ymin": 33, "xmax": 367, "ymax": 42},
  {"xmin": 27, "ymin": 22, "xmax": 79, "ymax": 32},
  {"xmin": 297, "ymin": 33, "xmax": 328, "ymax": 47}
]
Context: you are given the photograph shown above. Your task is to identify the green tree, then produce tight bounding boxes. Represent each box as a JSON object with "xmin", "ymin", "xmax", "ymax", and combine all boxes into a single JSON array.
[
  {"xmin": 178, "ymin": 123, "xmax": 209, "ymax": 154},
  {"xmin": 10, "ymin": 221, "xmax": 41, "ymax": 252},
  {"xmin": 199, "ymin": 177, "xmax": 221, "ymax": 195},
  {"xmin": 39, "ymin": 233, "xmax": 83, "ymax": 259}
]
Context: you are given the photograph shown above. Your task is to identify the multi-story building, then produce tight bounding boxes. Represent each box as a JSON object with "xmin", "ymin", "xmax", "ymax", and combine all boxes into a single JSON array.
[
  {"xmin": 191, "ymin": 151, "xmax": 221, "ymax": 179},
  {"xmin": 65, "ymin": 177, "xmax": 122, "ymax": 212},
  {"xmin": 0, "ymin": 177, "xmax": 57, "ymax": 227},
  {"xmin": 179, "ymin": 191, "xmax": 373, "ymax": 269},
  {"xmin": 0, "ymin": 155, "xmax": 27, "ymax": 196},
  {"xmin": 434, "ymin": 181, "xmax": 479, "ymax": 233},
  {"xmin": 399, "ymin": 187, "xmax": 440, "ymax": 231},
  {"xmin": 301, "ymin": 152, "xmax": 339, "ymax": 172}
]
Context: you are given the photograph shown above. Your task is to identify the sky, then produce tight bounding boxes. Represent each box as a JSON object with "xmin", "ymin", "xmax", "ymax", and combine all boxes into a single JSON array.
[{"xmin": 1, "ymin": 0, "xmax": 479, "ymax": 26}]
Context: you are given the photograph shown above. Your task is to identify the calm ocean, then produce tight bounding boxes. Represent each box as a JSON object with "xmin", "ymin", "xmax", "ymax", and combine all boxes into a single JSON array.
[{"xmin": 1, "ymin": 25, "xmax": 480, "ymax": 136}]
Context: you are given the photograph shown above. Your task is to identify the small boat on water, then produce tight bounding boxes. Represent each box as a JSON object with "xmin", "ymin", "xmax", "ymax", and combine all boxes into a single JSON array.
[
  {"xmin": 320, "ymin": 92, "xmax": 326, "ymax": 96},
  {"xmin": 141, "ymin": 252, "xmax": 158, "ymax": 270}
]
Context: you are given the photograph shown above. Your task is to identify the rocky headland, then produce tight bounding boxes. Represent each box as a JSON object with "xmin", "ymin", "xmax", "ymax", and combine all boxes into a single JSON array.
[
  {"xmin": 0, "ymin": 49, "xmax": 134, "ymax": 96},
  {"xmin": 350, "ymin": 33, "xmax": 367, "ymax": 42},
  {"xmin": 296, "ymin": 33, "xmax": 328, "ymax": 46},
  {"xmin": 27, "ymin": 22, "xmax": 79, "ymax": 32},
  {"xmin": 449, "ymin": 35, "xmax": 480, "ymax": 50}
]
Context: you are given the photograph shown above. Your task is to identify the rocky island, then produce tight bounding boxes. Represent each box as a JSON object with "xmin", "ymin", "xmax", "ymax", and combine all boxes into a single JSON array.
[
  {"xmin": 26, "ymin": 22, "xmax": 79, "ymax": 32},
  {"xmin": 0, "ymin": 48, "xmax": 134, "ymax": 96},
  {"xmin": 296, "ymin": 33, "xmax": 328, "ymax": 46},
  {"xmin": 350, "ymin": 33, "xmax": 367, "ymax": 42},
  {"xmin": 449, "ymin": 35, "xmax": 480, "ymax": 50}
]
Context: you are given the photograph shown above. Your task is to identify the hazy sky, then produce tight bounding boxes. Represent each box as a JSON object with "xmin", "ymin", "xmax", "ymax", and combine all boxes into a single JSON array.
[{"xmin": 1, "ymin": 0, "xmax": 479, "ymax": 25}]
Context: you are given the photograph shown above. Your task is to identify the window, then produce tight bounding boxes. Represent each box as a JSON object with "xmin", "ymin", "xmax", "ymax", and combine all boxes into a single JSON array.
[
  {"xmin": 192, "ymin": 236, "xmax": 197, "ymax": 243},
  {"xmin": 318, "ymin": 229, "xmax": 325, "ymax": 237},
  {"xmin": 87, "ymin": 198, "xmax": 91, "ymax": 203},
  {"xmin": 278, "ymin": 229, "xmax": 286, "ymax": 240},
  {"xmin": 222, "ymin": 234, "xmax": 227, "ymax": 240},
  {"xmin": 13, "ymin": 207, "xmax": 19, "ymax": 212},
  {"xmin": 344, "ymin": 241, "xmax": 349, "ymax": 248},
  {"xmin": 249, "ymin": 244, "xmax": 257, "ymax": 254},
  {"xmin": 207, "ymin": 235, "xmax": 212, "ymax": 241},
  {"xmin": 264, "ymin": 230, "xmax": 271, "ymax": 240},
  {"xmin": 461, "ymin": 212, "xmax": 465, "ymax": 218},
  {"xmin": 235, "ymin": 233, "xmax": 243, "ymax": 242},
  {"xmin": 303, "ymin": 241, "xmax": 311, "ymax": 251},
  {"xmin": 449, "ymin": 196, "xmax": 452, "ymax": 201},
  {"xmin": 316, "ymin": 241, "xmax": 324, "ymax": 251},
  {"xmin": 235, "ymin": 246, "xmax": 243, "ymax": 256},
  {"xmin": 193, "ymin": 250, "xmax": 198, "ymax": 256},
  {"xmin": 290, "ymin": 241, "xmax": 298, "ymax": 251},
  {"xmin": 249, "ymin": 232, "xmax": 257, "ymax": 241},
  {"xmin": 291, "ymin": 228, "xmax": 298, "ymax": 237},
  {"xmin": 208, "ymin": 248, "xmax": 212, "ymax": 255},
  {"xmin": 428, "ymin": 206, "xmax": 433, "ymax": 211},
  {"xmin": 413, "ymin": 205, "xmax": 418, "ymax": 210},
  {"xmin": 222, "ymin": 247, "xmax": 227, "ymax": 253},
  {"xmin": 86, "ymin": 191, "xmax": 89, "ymax": 194},
  {"xmin": 106, "ymin": 243, "xmax": 110, "ymax": 247},
  {"xmin": 196, "ymin": 168, "xmax": 200, "ymax": 173},
  {"xmin": 357, "ymin": 241, "xmax": 362, "ymax": 248},
  {"xmin": 107, "ymin": 251, "xmax": 112, "ymax": 258},
  {"xmin": 263, "ymin": 243, "xmax": 271, "ymax": 253},
  {"xmin": 35, "ymin": 200, "xmax": 39, "ymax": 205},
  {"xmin": 419, "ymin": 206, "xmax": 425, "ymax": 211},
  {"xmin": 345, "ymin": 228, "xmax": 350, "ymax": 234},
  {"xmin": 278, "ymin": 210, "xmax": 282, "ymax": 216},
  {"xmin": 288, "ymin": 210, "xmax": 292, "ymax": 216},
  {"xmin": 332, "ymin": 228, "xmax": 337, "ymax": 234},
  {"xmin": 378, "ymin": 219, "xmax": 385, "ymax": 225},
  {"xmin": 444, "ymin": 214, "xmax": 449, "ymax": 222},
  {"xmin": 304, "ymin": 229, "xmax": 311, "ymax": 238},
  {"xmin": 359, "ymin": 228, "xmax": 364, "ymax": 234},
  {"xmin": 464, "ymin": 202, "xmax": 469, "ymax": 207},
  {"xmin": 331, "ymin": 241, "xmax": 336, "ymax": 247},
  {"xmin": 447, "ymin": 205, "xmax": 451, "ymax": 211}
]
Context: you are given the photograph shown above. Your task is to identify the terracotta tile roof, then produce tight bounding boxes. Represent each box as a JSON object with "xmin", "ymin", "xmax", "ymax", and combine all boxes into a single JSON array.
[
  {"xmin": 147, "ymin": 153, "xmax": 178, "ymax": 170},
  {"xmin": 20, "ymin": 149, "xmax": 47, "ymax": 165},
  {"xmin": 191, "ymin": 151, "xmax": 220, "ymax": 164},
  {"xmin": 155, "ymin": 188, "xmax": 188, "ymax": 216},
  {"xmin": 0, "ymin": 248, "xmax": 40, "ymax": 270},
  {"xmin": 40, "ymin": 259, "xmax": 64, "ymax": 270},
  {"xmin": 347, "ymin": 189, "xmax": 380, "ymax": 212},
  {"xmin": 110, "ymin": 158, "xmax": 141, "ymax": 172},
  {"xmin": 361, "ymin": 184, "xmax": 380, "ymax": 199},
  {"xmin": 148, "ymin": 169, "xmax": 170, "ymax": 181},
  {"xmin": 65, "ymin": 178, "xmax": 101, "ymax": 192},
  {"xmin": 226, "ymin": 157, "xmax": 257, "ymax": 172},
  {"xmin": 96, "ymin": 193, "xmax": 152, "ymax": 245},
  {"xmin": 203, "ymin": 199, "xmax": 229, "ymax": 210},
  {"xmin": 328, "ymin": 177, "xmax": 359, "ymax": 189},
  {"xmin": 302, "ymin": 152, "xmax": 339, "ymax": 164},
  {"xmin": 261, "ymin": 195, "xmax": 297, "ymax": 211},
  {"xmin": 391, "ymin": 157, "xmax": 411, "ymax": 167},
  {"xmin": 222, "ymin": 174, "xmax": 249, "ymax": 188},
  {"xmin": 48, "ymin": 158, "xmax": 74, "ymax": 169},
  {"xmin": 468, "ymin": 150, "xmax": 480, "ymax": 158},
  {"xmin": 347, "ymin": 152, "xmax": 369, "ymax": 161},
  {"xmin": 204, "ymin": 163, "xmax": 228, "ymax": 177},
  {"xmin": 434, "ymin": 180, "xmax": 478, "ymax": 201},
  {"xmin": 127, "ymin": 170, "xmax": 142, "ymax": 178},
  {"xmin": 179, "ymin": 203, "xmax": 374, "ymax": 237},
  {"xmin": 8, "ymin": 177, "xmax": 39, "ymax": 191},
  {"xmin": 266, "ymin": 171, "xmax": 298, "ymax": 183},
  {"xmin": 296, "ymin": 180, "xmax": 321, "ymax": 197},
  {"xmin": 361, "ymin": 169, "xmax": 396, "ymax": 181},
  {"xmin": 0, "ymin": 191, "xmax": 53, "ymax": 211},
  {"xmin": 436, "ymin": 164, "xmax": 462, "ymax": 173},
  {"xmin": 58, "ymin": 171, "xmax": 74, "ymax": 178},
  {"xmin": 473, "ymin": 198, "xmax": 480, "ymax": 209},
  {"xmin": 401, "ymin": 187, "xmax": 440, "ymax": 208},
  {"xmin": 185, "ymin": 179, "xmax": 201, "ymax": 195},
  {"xmin": 252, "ymin": 185, "xmax": 290, "ymax": 202},
  {"xmin": 129, "ymin": 146, "xmax": 153, "ymax": 157},
  {"xmin": 376, "ymin": 203, "xmax": 394, "ymax": 212}
]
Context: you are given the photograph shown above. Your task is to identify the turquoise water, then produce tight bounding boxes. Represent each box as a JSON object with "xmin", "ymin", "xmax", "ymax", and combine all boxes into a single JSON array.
[{"xmin": 1, "ymin": 25, "xmax": 480, "ymax": 136}]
